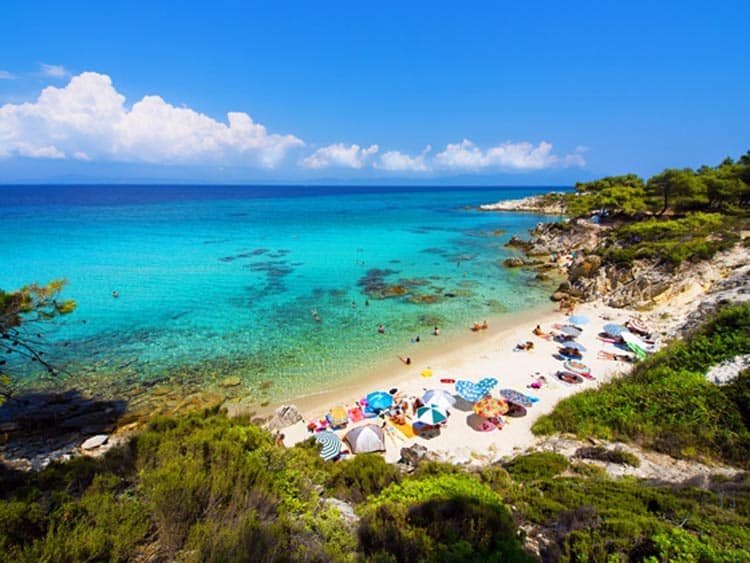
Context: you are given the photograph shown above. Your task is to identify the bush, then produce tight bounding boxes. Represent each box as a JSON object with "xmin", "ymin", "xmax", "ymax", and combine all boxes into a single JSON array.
[
  {"xmin": 325, "ymin": 453, "xmax": 401, "ymax": 503},
  {"xmin": 359, "ymin": 474, "xmax": 533, "ymax": 562},
  {"xmin": 503, "ymin": 452, "xmax": 569, "ymax": 481},
  {"xmin": 533, "ymin": 303, "xmax": 750, "ymax": 466}
]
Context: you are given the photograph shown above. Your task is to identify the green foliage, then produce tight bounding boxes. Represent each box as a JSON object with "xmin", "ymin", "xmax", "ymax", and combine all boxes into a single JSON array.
[
  {"xmin": 606, "ymin": 212, "xmax": 737, "ymax": 266},
  {"xmin": 359, "ymin": 474, "xmax": 534, "ymax": 562},
  {"xmin": 325, "ymin": 453, "xmax": 401, "ymax": 503},
  {"xmin": 567, "ymin": 174, "xmax": 648, "ymax": 218},
  {"xmin": 503, "ymin": 452, "xmax": 569, "ymax": 481},
  {"xmin": 0, "ymin": 280, "xmax": 77, "ymax": 399},
  {"xmin": 534, "ymin": 303, "xmax": 750, "ymax": 466}
]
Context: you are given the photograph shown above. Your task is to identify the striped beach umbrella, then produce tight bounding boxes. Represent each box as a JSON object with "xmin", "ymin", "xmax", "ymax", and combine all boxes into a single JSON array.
[
  {"xmin": 416, "ymin": 404, "xmax": 449, "ymax": 426},
  {"xmin": 315, "ymin": 431, "xmax": 342, "ymax": 461},
  {"xmin": 627, "ymin": 318, "xmax": 651, "ymax": 335},
  {"xmin": 473, "ymin": 396, "xmax": 509, "ymax": 419}
]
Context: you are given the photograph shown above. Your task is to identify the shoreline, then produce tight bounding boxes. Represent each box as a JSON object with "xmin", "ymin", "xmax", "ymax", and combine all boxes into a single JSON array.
[
  {"xmin": 275, "ymin": 242, "xmax": 750, "ymax": 465},
  {"xmin": 277, "ymin": 297, "xmax": 643, "ymax": 464}
]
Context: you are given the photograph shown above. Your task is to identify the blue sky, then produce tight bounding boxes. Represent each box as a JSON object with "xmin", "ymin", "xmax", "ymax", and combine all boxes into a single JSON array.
[{"xmin": 1, "ymin": 1, "xmax": 748, "ymax": 184}]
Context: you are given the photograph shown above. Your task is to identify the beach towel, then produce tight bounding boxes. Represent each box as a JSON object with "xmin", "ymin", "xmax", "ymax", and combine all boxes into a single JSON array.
[
  {"xmin": 389, "ymin": 420, "xmax": 416, "ymax": 439},
  {"xmin": 347, "ymin": 407, "xmax": 365, "ymax": 423}
]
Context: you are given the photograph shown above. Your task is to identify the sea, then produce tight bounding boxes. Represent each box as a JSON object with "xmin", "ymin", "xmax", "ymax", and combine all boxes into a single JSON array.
[{"xmin": 0, "ymin": 185, "xmax": 566, "ymax": 405}]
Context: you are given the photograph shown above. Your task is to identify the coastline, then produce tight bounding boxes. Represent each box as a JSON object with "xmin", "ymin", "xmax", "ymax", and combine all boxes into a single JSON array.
[
  {"xmin": 277, "ymin": 298, "xmax": 642, "ymax": 463},
  {"xmin": 275, "ymin": 243, "xmax": 750, "ymax": 465}
]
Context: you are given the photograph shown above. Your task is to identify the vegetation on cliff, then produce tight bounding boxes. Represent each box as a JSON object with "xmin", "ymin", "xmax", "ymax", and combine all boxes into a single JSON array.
[
  {"xmin": 2, "ymin": 408, "xmax": 749, "ymax": 561},
  {"xmin": 534, "ymin": 302, "xmax": 750, "ymax": 468}
]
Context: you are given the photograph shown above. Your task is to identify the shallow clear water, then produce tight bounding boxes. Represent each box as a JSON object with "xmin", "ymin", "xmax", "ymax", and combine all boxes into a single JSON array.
[{"xmin": 1, "ymin": 185, "xmax": 563, "ymax": 401}]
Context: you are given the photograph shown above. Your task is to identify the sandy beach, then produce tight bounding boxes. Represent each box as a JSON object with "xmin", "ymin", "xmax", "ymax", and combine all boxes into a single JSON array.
[{"xmin": 279, "ymin": 298, "xmax": 651, "ymax": 464}]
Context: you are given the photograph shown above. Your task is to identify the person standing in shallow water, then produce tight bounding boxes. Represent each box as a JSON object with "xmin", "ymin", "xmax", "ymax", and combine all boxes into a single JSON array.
[{"xmin": 378, "ymin": 324, "xmax": 385, "ymax": 334}]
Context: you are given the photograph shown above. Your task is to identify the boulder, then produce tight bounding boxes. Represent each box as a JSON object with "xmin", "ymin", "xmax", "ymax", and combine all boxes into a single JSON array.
[
  {"xmin": 81, "ymin": 434, "xmax": 108, "ymax": 450},
  {"xmin": 265, "ymin": 405, "xmax": 303, "ymax": 431},
  {"xmin": 503, "ymin": 257, "xmax": 526, "ymax": 268},
  {"xmin": 400, "ymin": 443, "xmax": 429, "ymax": 467},
  {"xmin": 322, "ymin": 498, "xmax": 360, "ymax": 526}
]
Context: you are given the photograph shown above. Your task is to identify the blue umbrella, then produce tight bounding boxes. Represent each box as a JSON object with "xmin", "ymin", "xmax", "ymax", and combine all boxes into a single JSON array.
[
  {"xmin": 561, "ymin": 341, "xmax": 587, "ymax": 352},
  {"xmin": 315, "ymin": 431, "xmax": 342, "ymax": 461},
  {"xmin": 569, "ymin": 315, "xmax": 589, "ymax": 326},
  {"xmin": 603, "ymin": 323, "xmax": 627, "ymax": 337},
  {"xmin": 559, "ymin": 325, "xmax": 582, "ymax": 337},
  {"xmin": 455, "ymin": 380, "xmax": 489, "ymax": 402},
  {"xmin": 365, "ymin": 391, "xmax": 393, "ymax": 412},
  {"xmin": 477, "ymin": 377, "xmax": 498, "ymax": 393}
]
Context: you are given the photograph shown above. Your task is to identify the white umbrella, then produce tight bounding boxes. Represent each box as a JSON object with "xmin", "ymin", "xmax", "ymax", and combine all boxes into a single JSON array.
[
  {"xmin": 344, "ymin": 424, "xmax": 385, "ymax": 454},
  {"xmin": 422, "ymin": 389, "xmax": 457, "ymax": 411}
]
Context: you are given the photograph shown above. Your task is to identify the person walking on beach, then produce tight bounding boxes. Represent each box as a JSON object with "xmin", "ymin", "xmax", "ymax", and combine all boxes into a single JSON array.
[{"xmin": 433, "ymin": 326, "xmax": 440, "ymax": 336}]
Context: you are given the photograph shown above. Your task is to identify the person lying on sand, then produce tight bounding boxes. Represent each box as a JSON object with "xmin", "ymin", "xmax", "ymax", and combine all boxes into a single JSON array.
[
  {"xmin": 398, "ymin": 355, "xmax": 412, "ymax": 365},
  {"xmin": 527, "ymin": 374, "xmax": 547, "ymax": 389},
  {"xmin": 598, "ymin": 350, "xmax": 635, "ymax": 362},
  {"xmin": 515, "ymin": 341, "xmax": 535, "ymax": 351},
  {"xmin": 532, "ymin": 325, "xmax": 553, "ymax": 340}
]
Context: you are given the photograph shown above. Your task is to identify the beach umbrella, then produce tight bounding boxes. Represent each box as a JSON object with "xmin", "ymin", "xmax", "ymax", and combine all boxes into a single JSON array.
[
  {"xmin": 422, "ymin": 389, "xmax": 457, "ymax": 411},
  {"xmin": 559, "ymin": 325, "xmax": 583, "ymax": 337},
  {"xmin": 564, "ymin": 360, "xmax": 591, "ymax": 376},
  {"xmin": 315, "ymin": 431, "xmax": 342, "ymax": 461},
  {"xmin": 603, "ymin": 323, "xmax": 627, "ymax": 337},
  {"xmin": 455, "ymin": 380, "xmax": 488, "ymax": 402},
  {"xmin": 344, "ymin": 424, "xmax": 385, "ymax": 454},
  {"xmin": 569, "ymin": 315, "xmax": 590, "ymax": 326},
  {"xmin": 499, "ymin": 388, "xmax": 535, "ymax": 408},
  {"xmin": 620, "ymin": 331, "xmax": 648, "ymax": 349},
  {"xmin": 327, "ymin": 406, "xmax": 348, "ymax": 427},
  {"xmin": 626, "ymin": 341, "xmax": 648, "ymax": 360},
  {"xmin": 627, "ymin": 318, "xmax": 651, "ymax": 336},
  {"xmin": 473, "ymin": 396, "xmax": 509, "ymax": 419},
  {"xmin": 561, "ymin": 341, "xmax": 587, "ymax": 352},
  {"xmin": 416, "ymin": 404, "xmax": 449, "ymax": 426},
  {"xmin": 365, "ymin": 391, "xmax": 393, "ymax": 412},
  {"xmin": 477, "ymin": 377, "xmax": 499, "ymax": 393},
  {"xmin": 466, "ymin": 413, "xmax": 496, "ymax": 432}
]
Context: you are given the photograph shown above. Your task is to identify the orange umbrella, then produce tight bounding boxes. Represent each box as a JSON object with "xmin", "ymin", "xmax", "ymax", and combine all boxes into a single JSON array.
[{"xmin": 473, "ymin": 396, "xmax": 509, "ymax": 418}]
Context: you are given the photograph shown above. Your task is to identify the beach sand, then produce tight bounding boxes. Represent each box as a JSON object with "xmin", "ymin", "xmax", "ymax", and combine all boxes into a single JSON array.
[{"xmin": 279, "ymin": 299, "xmax": 648, "ymax": 465}]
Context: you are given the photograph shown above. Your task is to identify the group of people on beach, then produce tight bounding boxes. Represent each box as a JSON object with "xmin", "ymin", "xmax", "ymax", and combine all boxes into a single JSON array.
[{"xmin": 471, "ymin": 320, "xmax": 489, "ymax": 332}]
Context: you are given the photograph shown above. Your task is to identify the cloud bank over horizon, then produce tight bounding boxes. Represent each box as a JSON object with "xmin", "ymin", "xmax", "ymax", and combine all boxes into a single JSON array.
[{"xmin": 0, "ymin": 71, "xmax": 586, "ymax": 175}]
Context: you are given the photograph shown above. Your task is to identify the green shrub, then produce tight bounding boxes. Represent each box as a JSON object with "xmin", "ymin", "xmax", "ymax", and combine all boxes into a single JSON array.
[
  {"xmin": 504, "ymin": 452, "xmax": 569, "ymax": 481},
  {"xmin": 534, "ymin": 303, "xmax": 750, "ymax": 466},
  {"xmin": 359, "ymin": 474, "xmax": 533, "ymax": 562},
  {"xmin": 325, "ymin": 453, "xmax": 401, "ymax": 503}
]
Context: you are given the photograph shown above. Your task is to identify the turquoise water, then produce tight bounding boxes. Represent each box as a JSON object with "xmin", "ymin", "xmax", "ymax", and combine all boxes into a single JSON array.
[{"xmin": 1, "ymin": 185, "xmax": 562, "ymax": 402}]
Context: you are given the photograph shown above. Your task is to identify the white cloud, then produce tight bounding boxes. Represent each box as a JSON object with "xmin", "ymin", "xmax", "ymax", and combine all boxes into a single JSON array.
[
  {"xmin": 40, "ymin": 64, "xmax": 69, "ymax": 78},
  {"xmin": 0, "ymin": 70, "xmax": 15, "ymax": 80},
  {"xmin": 0, "ymin": 72, "xmax": 304, "ymax": 167},
  {"xmin": 434, "ymin": 139, "xmax": 585, "ymax": 170},
  {"xmin": 377, "ymin": 145, "xmax": 431, "ymax": 172},
  {"xmin": 301, "ymin": 143, "xmax": 379, "ymax": 169}
]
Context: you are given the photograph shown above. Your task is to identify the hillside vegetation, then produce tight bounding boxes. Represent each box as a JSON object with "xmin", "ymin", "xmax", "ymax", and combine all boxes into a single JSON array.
[{"xmin": 533, "ymin": 303, "xmax": 750, "ymax": 468}]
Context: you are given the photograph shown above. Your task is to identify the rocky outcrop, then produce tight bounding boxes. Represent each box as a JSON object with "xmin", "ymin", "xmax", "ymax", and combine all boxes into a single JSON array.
[
  {"xmin": 481, "ymin": 194, "xmax": 567, "ymax": 215},
  {"xmin": 265, "ymin": 404, "xmax": 303, "ymax": 432}
]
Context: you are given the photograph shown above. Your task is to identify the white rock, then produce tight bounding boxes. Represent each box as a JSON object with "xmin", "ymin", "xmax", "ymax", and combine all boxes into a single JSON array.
[{"xmin": 81, "ymin": 434, "xmax": 108, "ymax": 450}]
